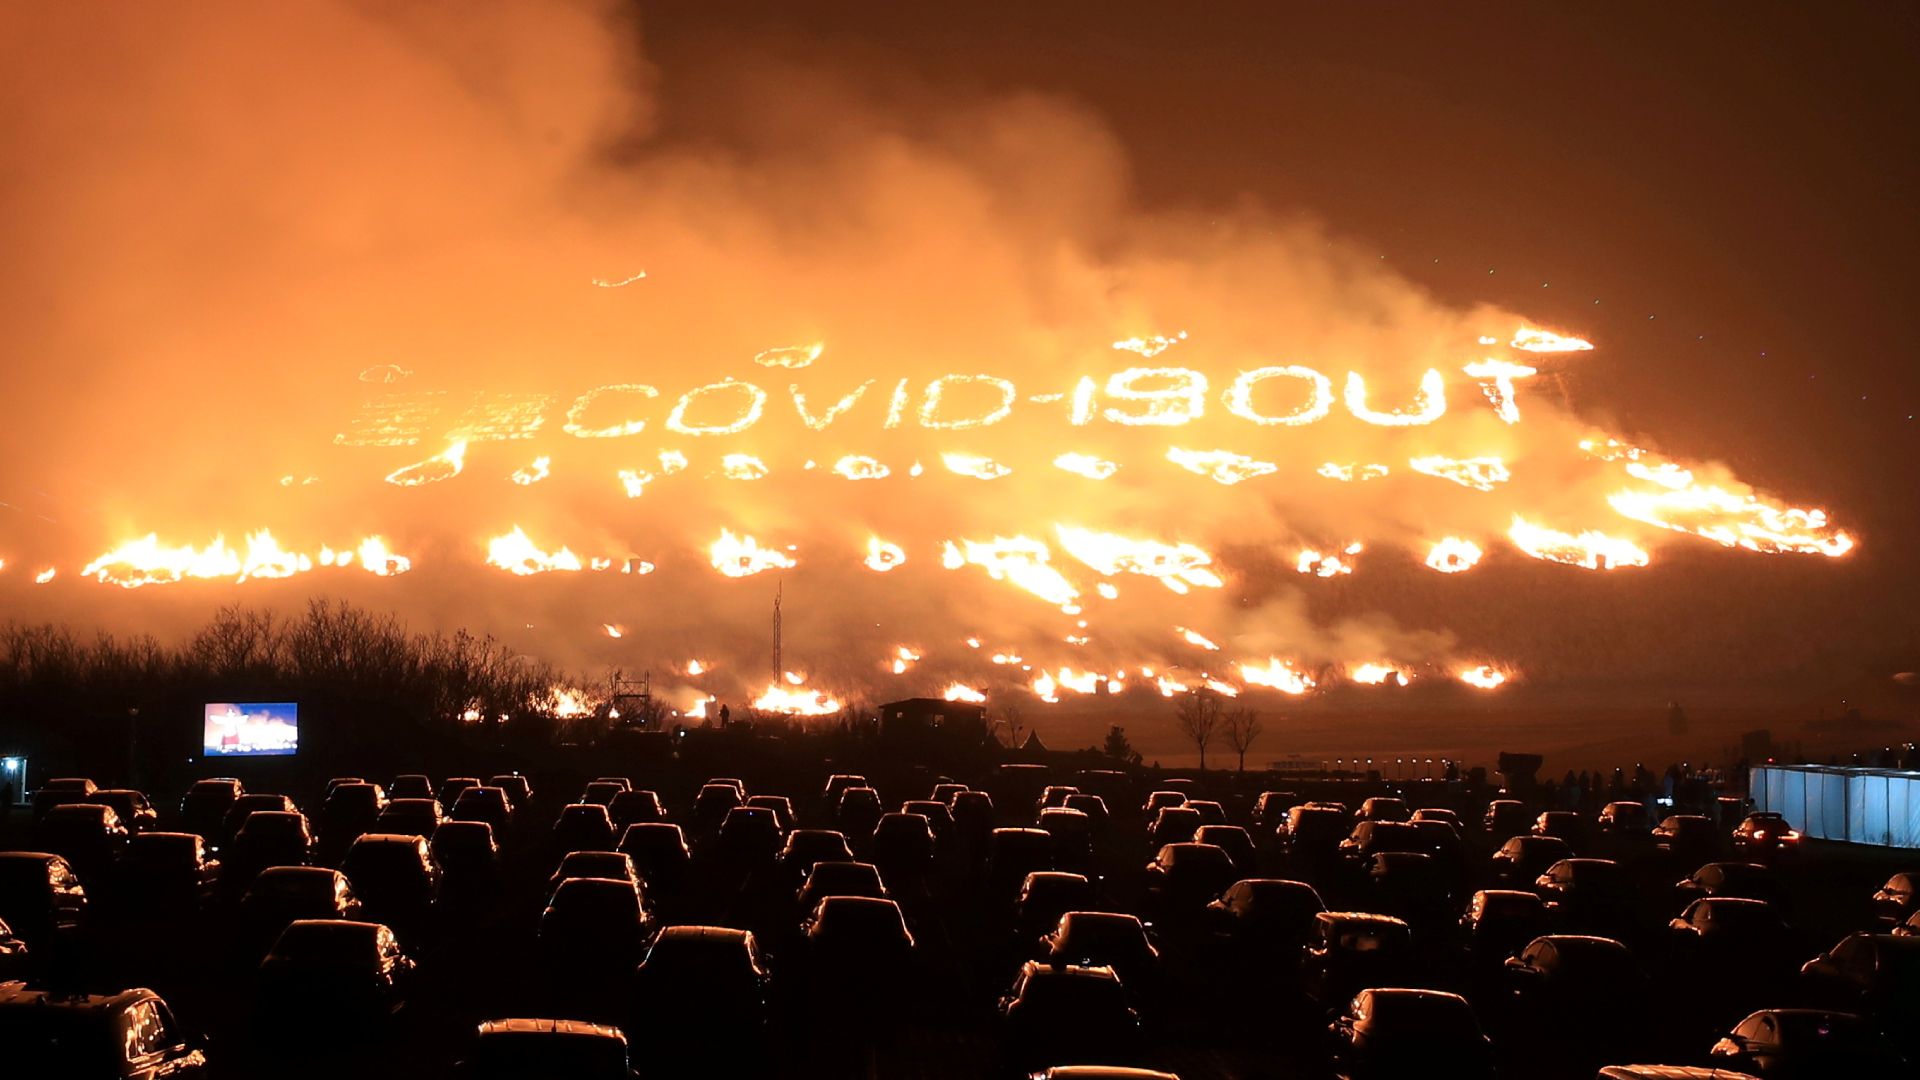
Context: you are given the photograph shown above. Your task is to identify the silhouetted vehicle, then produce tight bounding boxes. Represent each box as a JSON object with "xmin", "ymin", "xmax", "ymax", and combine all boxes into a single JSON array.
[
  {"xmin": 456, "ymin": 1018, "xmax": 635, "ymax": 1079},
  {"xmin": 592, "ymin": 775, "xmax": 633, "ymax": 792},
  {"xmin": 1799, "ymin": 933, "xmax": 1920, "ymax": 1023},
  {"xmin": 1301, "ymin": 912, "xmax": 1414, "ymax": 1005},
  {"xmin": 180, "ymin": 778, "xmax": 243, "ymax": 841},
  {"xmin": 552, "ymin": 803, "xmax": 617, "ymax": 853},
  {"xmin": 580, "ymin": 781, "xmax": 624, "ymax": 807},
  {"xmin": 1207, "ymin": 878, "xmax": 1325, "ymax": 953},
  {"xmin": 222, "ymin": 793, "xmax": 297, "ymax": 842},
  {"xmin": 1597, "ymin": 800, "xmax": 1649, "ymax": 836},
  {"xmin": 375, "ymin": 797, "xmax": 443, "ymax": 838},
  {"xmin": 1144, "ymin": 790, "xmax": 1187, "ymax": 815},
  {"xmin": 1534, "ymin": 858, "xmax": 1633, "ymax": 931},
  {"xmin": 30, "ymin": 776, "xmax": 96, "ymax": 819},
  {"xmin": 989, "ymin": 828, "xmax": 1057, "ymax": 901},
  {"xmin": 801, "ymin": 895, "xmax": 917, "ymax": 1009},
  {"xmin": 258, "ymin": 918, "xmax": 415, "ymax": 1029},
  {"xmin": 1061, "ymin": 793, "xmax": 1109, "ymax": 830},
  {"xmin": 1358, "ymin": 796, "xmax": 1410, "ymax": 823},
  {"xmin": 1339, "ymin": 821, "xmax": 1423, "ymax": 867},
  {"xmin": 431, "ymin": 820, "xmax": 500, "ymax": 882},
  {"xmin": 340, "ymin": 833, "xmax": 438, "ymax": 931},
  {"xmin": 1330, "ymin": 988, "xmax": 1494, "ymax": 1079},
  {"xmin": 778, "ymin": 829, "xmax": 856, "ymax": 882},
  {"xmin": 1674, "ymin": 861, "xmax": 1784, "ymax": 907},
  {"xmin": 1037, "ymin": 785, "xmax": 1082, "ymax": 816},
  {"xmin": 1186, "ymin": 799, "xmax": 1227, "ymax": 826},
  {"xmin": 1145, "ymin": 842, "xmax": 1236, "ymax": 914},
  {"xmin": 1368, "ymin": 851, "xmax": 1453, "ymax": 925},
  {"xmin": 487, "ymin": 774, "xmax": 533, "ymax": 809},
  {"xmin": 1871, "ymin": 872, "xmax": 1919, "ymax": 926},
  {"xmin": 38, "ymin": 802, "xmax": 129, "ymax": 878},
  {"xmin": 0, "ymin": 981, "xmax": 207, "ymax": 1076},
  {"xmin": 930, "ymin": 782, "xmax": 968, "ymax": 805},
  {"xmin": 451, "ymin": 786, "xmax": 514, "ymax": 832},
  {"xmin": 1017, "ymin": 871, "xmax": 1094, "ymax": 939},
  {"xmin": 0, "ymin": 918, "xmax": 25, "ymax": 978},
  {"xmin": 1038, "ymin": 807, "xmax": 1094, "ymax": 867},
  {"xmin": 1253, "ymin": 791, "xmax": 1299, "ymax": 830},
  {"xmin": 1029, "ymin": 1060, "xmax": 1175, "ymax": 1068},
  {"xmin": 1195, "ymin": 824, "xmax": 1257, "ymax": 873},
  {"xmin": 439, "ymin": 777, "xmax": 483, "ymax": 808},
  {"xmin": 241, "ymin": 867, "xmax": 362, "ymax": 953},
  {"xmin": 1653, "ymin": 814, "xmax": 1721, "ymax": 863},
  {"xmin": 0, "ymin": 852, "xmax": 87, "ymax": 949},
  {"xmin": 607, "ymin": 790, "xmax": 665, "ymax": 832},
  {"xmin": 1731, "ymin": 813, "xmax": 1802, "ymax": 859},
  {"xmin": 950, "ymin": 790, "xmax": 996, "ymax": 850},
  {"xmin": 871, "ymin": 812, "xmax": 937, "ymax": 880},
  {"xmin": 116, "ymin": 831, "xmax": 219, "ymax": 915},
  {"xmin": 901, "ymin": 799, "xmax": 957, "ymax": 843},
  {"xmin": 224, "ymin": 810, "xmax": 314, "ymax": 890},
  {"xmin": 540, "ymin": 877, "xmax": 649, "ymax": 975},
  {"xmin": 1040, "ymin": 911, "xmax": 1162, "ymax": 998},
  {"xmin": 1668, "ymin": 898, "xmax": 1797, "ymax": 1000},
  {"xmin": 835, "ymin": 786, "xmax": 883, "ymax": 840},
  {"xmin": 1460, "ymin": 889, "xmax": 1550, "ymax": 967},
  {"xmin": 712, "ymin": 806, "xmax": 783, "ymax": 868},
  {"xmin": 1147, "ymin": 806, "xmax": 1204, "ymax": 848},
  {"xmin": 823, "ymin": 774, "xmax": 868, "ymax": 811},
  {"xmin": 1483, "ymin": 799, "xmax": 1531, "ymax": 840},
  {"xmin": 998, "ymin": 960, "xmax": 1142, "ymax": 1072},
  {"xmin": 1503, "ymin": 935, "xmax": 1649, "ymax": 1061},
  {"xmin": 1411, "ymin": 806, "xmax": 1462, "ymax": 831},
  {"xmin": 694, "ymin": 783, "xmax": 745, "ymax": 832},
  {"xmin": 86, "ymin": 789, "xmax": 158, "ymax": 833},
  {"xmin": 1531, "ymin": 810, "xmax": 1587, "ymax": 851},
  {"xmin": 325, "ymin": 777, "xmax": 366, "ymax": 798},
  {"xmin": 797, "ymin": 861, "xmax": 889, "ymax": 913},
  {"xmin": 618, "ymin": 823, "xmax": 690, "ymax": 893},
  {"xmin": 550, "ymin": 851, "xmax": 639, "ymax": 895},
  {"xmin": 1490, "ymin": 835, "xmax": 1573, "ymax": 884},
  {"xmin": 707, "ymin": 777, "xmax": 748, "ymax": 798},
  {"xmin": 746, "ymin": 794, "xmax": 796, "ymax": 831},
  {"xmin": 318, "ymin": 782, "xmax": 388, "ymax": 852},
  {"xmin": 1710, "ymin": 1008, "xmax": 1909, "ymax": 1078},
  {"xmin": 634, "ymin": 925, "xmax": 772, "ymax": 1021},
  {"xmin": 388, "ymin": 774, "xmax": 432, "ymax": 800},
  {"xmin": 1281, "ymin": 805, "xmax": 1350, "ymax": 863}
]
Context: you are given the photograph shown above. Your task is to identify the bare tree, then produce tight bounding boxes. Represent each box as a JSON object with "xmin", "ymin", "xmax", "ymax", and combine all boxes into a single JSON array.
[
  {"xmin": 1223, "ymin": 706, "xmax": 1264, "ymax": 772},
  {"xmin": 1174, "ymin": 689, "xmax": 1224, "ymax": 769}
]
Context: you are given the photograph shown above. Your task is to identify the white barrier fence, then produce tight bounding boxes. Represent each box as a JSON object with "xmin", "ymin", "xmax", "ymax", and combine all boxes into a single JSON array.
[{"xmin": 1751, "ymin": 764, "xmax": 1920, "ymax": 848}]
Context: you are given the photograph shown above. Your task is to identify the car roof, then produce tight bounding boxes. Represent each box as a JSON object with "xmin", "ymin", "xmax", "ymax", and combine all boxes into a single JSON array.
[{"xmin": 0, "ymin": 981, "xmax": 158, "ymax": 1012}]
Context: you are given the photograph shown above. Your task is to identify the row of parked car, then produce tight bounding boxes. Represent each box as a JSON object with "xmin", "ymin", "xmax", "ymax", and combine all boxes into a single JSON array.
[{"xmin": 2, "ymin": 766, "xmax": 1917, "ymax": 1078}]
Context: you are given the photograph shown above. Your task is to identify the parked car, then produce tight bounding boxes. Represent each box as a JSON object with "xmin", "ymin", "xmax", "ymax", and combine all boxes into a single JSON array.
[
  {"xmin": 456, "ymin": 1018, "xmax": 635, "ymax": 1080},
  {"xmin": 1301, "ymin": 912, "xmax": 1415, "ymax": 1005},
  {"xmin": 38, "ymin": 802, "xmax": 129, "ymax": 878},
  {"xmin": 1871, "ymin": 872, "xmax": 1920, "ymax": 926},
  {"xmin": 1675, "ymin": 861, "xmax": 1785, "ymax": 906},
  {"xmin": 997, "ymin": 960, "xmax": 1141, "ymax": 1072},
  {"xmin": 608, "ymin": 790, "xmax": 665, "ymax": 831},
  {"xmin": 1147, "ymin": 806, "xmax": 1204, "ymax": 848},
  {"xmin": 580, "ymin": 781, "xmax": 625, "ymax": 807},
  {"xmin": 1483, "ymin": 799, "xmax": 1530, "ymax": 839},
  {"xmin": 1195, "ymin": 824, "xmax": 1257, "ymax": 873},
  {"xmin": 1144, "ymin": 842, "xmax": 1237, "ymax": 913},
  {"xmin": 1206, "ymin": 878, "xmax": 1325, "ymax": 953},
  {"xmin": 746, "ymin": 794, "xmax": 796, "ymax": 831},
  {"xmin": 1597, "ymin": 800, "xmax": 1649, "ymax": 837},
  {"xmin": 631, "ymin": 926, "xmax": 773, "ymax": 1069},
  {"xmin": 0, "ymin": 981, "xmax": 207, "ymax": 1075},
  {"xmin": 1653, "ymin": 814, "xmax": 1722, "ymax": 863},
  {"xmin": 224, "ymin": 810, "xmax": 314, "ymax": 890},
  {"xmin": 1329, "ymin": 988, "xmax": 1494, "ymax": 1079},
  {"xmin": 438, "ymin": 777, "xmax": 483, "ymax": 809},
  {"xmin": 1531, "ymin": 810, "xmax": 1587, "ymax": 851},
  {"xmin": 388, "ymin": 774, "xmax": 433, "ymax": 800},
  {"xmin": 180, "ymin": 778, "xmax": 243, "ymax": 841},
  {"xmin": 549, "ymin": 851, "xmax": 639, "ymax": 895},
  {"xmin": 1709, "ymin": 1007, "xmax": 1908, "ymax": 1077},
  {"xmin": 0, "ymin": 851, "xmax": 87, "ymax": 949},
  {"xmin": 540, "ymin": 877, "xmax": 650, "ymax": 975},
  {"xmin": 1280, "ymin": 805, "xmax": 1350, "ymax": 863},
  {"xmin": 1503, "ymin": 935, "xmax": 1650, "ymax": 1056},
  {"xmin": 1533, "ymin": 858, "xmax": 1633, "ymax": 931},
  {"xmin": 374, "ymin": 797, "xmax": 443, "ymax": 838},
  {"xmin": 340, "ymin": 833, "xmax": 439, "ymax": 931},
  {"xmin": 1063, "ymin": 794, "xmax": 1111, "ymax": 830},
  {"xmin": 451, "ymin": 787, "xmax": 514, "ymax": 832},
  {"xmin": 617, "ymin": 823, "xmax": 690, "ymax": 893},
  {"xmin": 431, "ymin": 821, "xmax": 501, "ymax": 882},
  {"xmin": 318, "ymin": 782, "xmax": 388, "ymax": 851},
  {"xmin": 1016, "ymin": 871, "xmax": 1094, "ymax": 939},
  {"xmin": 1038, "ymin": 911, "xmax": 1162, "ymax": 998},
  {"xmin": 1253, "ymin": 791, "xmax": 1299, "ymax": 830},
  {"xmin": 552, "ymin": 803, "xmax": 618, "ymax": 853},
  {"xmin": 1357, "ymin": 796, "xmax": 1411, "ymax": 822},
  {"xmin": 796, "ymin": 861, "xmax": 889, "ymax": 913},
  {"xmin": 1460, "ymin": 889, "xmax": 1550, "ymax": 967},
  {"xmin": 240, "ymin": 866, "xmax": 363, "ymax": 952},
  {"xmin": 116, "ymin": 831, "xmax": 220, "ymax": 915},
  {"xmin": 1338, "ymin": 821, "xmax": 1423, "ymax": 866},
  {"xmin": 1185, "ymin": 799, "xmax": 1227, "ymax": 826},
  {"xmin": 871, "ymin": 812, "xmax": 937, "ymax": 878},
  {"xmin": 258, "ymin": 918, "xmax": 415, "ymax": 1026},
  {"xmin": 800, "ymin": 895, "xmax": 917, "ymax": 1006},
  {"xmin": 1490, "ymin": 835, "xmax": 1572, "ymax": 884},
  {"xmin": 222, "ymin": 793, "xmax": 298, "ymax": 842},
  {"xmin": 30, "ymin": 777, "xmax": 96, "ymax": 819},
  {"xmin": 1799, "ymin": 932, "xmax": 1920, "ymax": 1023},
  {"xmin": 988, "ymin": 828, "xmax": 1057, "ymax": 901},
  {"xmin": 488, "ymin": 774, "xmax": 533, "ymax": 809},
  {"xmin": 86, "ymin": 789, "xmax": 158, "ymax": 833}
]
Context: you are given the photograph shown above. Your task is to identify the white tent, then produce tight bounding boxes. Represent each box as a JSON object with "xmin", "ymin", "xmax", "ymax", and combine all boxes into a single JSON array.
[{"xmin": 1751, "ymin": 764, "xmax": 1920, "ymax": 848}]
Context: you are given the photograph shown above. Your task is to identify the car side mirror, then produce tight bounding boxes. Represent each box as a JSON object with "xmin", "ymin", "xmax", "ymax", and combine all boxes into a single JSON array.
[
  {"xmin": 1667, "ymin": 918, "xmax": 1692, "ymax": 933},
  {"xmin": 1710, "ymin": 1034, "xmax": 1745, "ymax": 1055},
  {"xmin": 1503, "ymin": 957, "xmax": 1534, "ymax": 974}
]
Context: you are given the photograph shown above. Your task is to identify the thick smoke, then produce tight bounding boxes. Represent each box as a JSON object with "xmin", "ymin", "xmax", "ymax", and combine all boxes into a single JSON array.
[{"xmin": 0, "ymin": 2, "xmax": 1856, "ymax": 720}]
